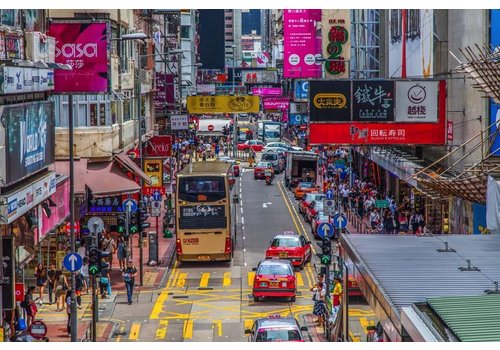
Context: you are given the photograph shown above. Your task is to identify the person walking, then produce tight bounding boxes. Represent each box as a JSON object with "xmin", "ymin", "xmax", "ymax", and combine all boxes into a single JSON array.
[
  {"xmin": 122, "ymin": 260, "xmax": 138, "ymax": 305},
  {"xmin": 65, "ymin": 289, "xmax": 72, "ymax": 334},
  {"xmin": 54, "ymin": 269, "xmax": 69, "ymax": 312},
  {"xmin": 75, "ymin": 271, "xmax": 84, "ymax": 309},
  {"xmin": 116, "ymin": 236, "xmax": 128, "ymax": 271},
  {"xmin": 310, "ymin": 274, "xmax": 326, "ymax": 327},
  {"xmin": 47, "ymin": 264, "xmax": 56, "ymax": 304},
  {"xmin": 410, "ymin": 212, "xmax": 420, "ymax": 235},
  {"xmin": 81, "ymin": 257, "xmax": 90, "ymax": 294},
  {"xmin": 22, "ymin": 286, "xmax": 37, "ymax": 328},
  {"xmin": 99, "ymin": 261, "xmax": 110, "ymax": 299},
  {"xmin": 34, "ymin": 263, "xmax": 47, "ymax": 305},
  {"xmin": 101, "ymin": 232, "xmax": 117, "ymax": 269},
  {"xmin": 369, "ymin": 208, "xmax": 380, "ymax": 232}
]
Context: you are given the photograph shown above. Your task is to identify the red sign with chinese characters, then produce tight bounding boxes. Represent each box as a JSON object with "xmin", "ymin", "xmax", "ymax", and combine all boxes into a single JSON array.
[
  {"xmin": 142, "ymin": 186, "xmax": 166, "ymax": 196},
  {"xmin": 144, "ymin": 136, "xmax": 172, "ymax": 157},
  {"xmin": 309, "ymin": 80, "xmax": 447, "ymax": 145},
  {"xmin": 447, "ymin": 121, "xmax": 453, "ymax": 142}
]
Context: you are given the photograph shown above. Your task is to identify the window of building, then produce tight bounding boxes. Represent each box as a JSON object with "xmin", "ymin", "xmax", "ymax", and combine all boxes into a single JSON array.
[
  {"xmin": 89, "ymin": 103, "xmax": 98, "ymax": 126},
  {"xmin": 180, "ymin": 25, "xmax": 190, "ymax": 39},
  {"xmin": 123, "ymin": 100, "xmax": 131, "ymax": 122},
  {"xmin": 111, "ymin": 101, "xmax": 117, "ymax": 124},
  {"xmin": 0, "ymin": 10, "xmax": 21, "ymax": 27},
  {"xmin": 78, "ymin": 103, "xmax": 87, "ymax": 126}
]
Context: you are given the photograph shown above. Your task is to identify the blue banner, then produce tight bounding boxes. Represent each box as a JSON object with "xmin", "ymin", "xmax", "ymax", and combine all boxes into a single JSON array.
[
  {"xmin": 490, "ymin": 9, "xmax": 500, "ymax": 156},
  {"xmin": 288, "ymin": 114, "xmax": 309, "ymax": 125},
  {"xmin": 294, "ymin": 80, "xmax": 309, "ymax": 100}
]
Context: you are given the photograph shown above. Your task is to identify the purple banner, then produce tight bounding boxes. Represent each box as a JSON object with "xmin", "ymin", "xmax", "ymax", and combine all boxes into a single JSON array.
[
  {"xmin": 263, "ymin": 97, "xmax": 290, "ymax": 111},
  {"xmin": 48, "ymin": 21, "xmax": 109, "ymax": 93},
  {"xmin": 251, "ymin": 87, "xmax": 283, "ymax": 96},
  {"xmin": 283, "ymin": 9, "xmax": 322, "ymax": 78},
  {"xmin": 154, "ymin": 73, "xmax": 175, "ymax": 112}
]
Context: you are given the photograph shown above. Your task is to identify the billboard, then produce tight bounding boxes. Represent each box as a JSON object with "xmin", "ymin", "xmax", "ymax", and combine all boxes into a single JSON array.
[
  {"xmin": 283, "ymin": 9, "xmax": 322, "ymax": 78},
  {"xmin": 395, "ymin": 80, "xmax": 438, "ymax": 122},
  {"xmin": 389, "ymin": 10, "xmax": 434, "ymax": 78},
  {"xmin": 263, "ymin": 98, "xmax": 290, "ymax": 111},
  {"xmin": 170, "ymin": 114, "xmax": 189, "ymax": 130},
  {"xmin": 309, "ymin": 80, "xmax": 351, "ymax": 122},
  {"xmin": 1, "ymin": 101, "xmax": 55, "ymax": 185},
  {"xmin": 309, "ymin": 80, "xmax": 446, "ymax": 145},
  {"xmin": 187, "ymin": 95, "xmax": 260, "ymax": 114},
  {"xmin": 242, "ymin": 70, "xmax": 278, "ymax": 84},
  {"xmin": 154, "ymin": 73, "xmax": 175, "ymax": 114},
  {"xmin": 352, "ymin": 80, "xmax": 395, "ymax": 122},
  {"xmin": 490, "ymin": 9, "xmax": 500, "ymax": 156},
  {"xmin": 48, "ymin": 21, "xmax": 110, "ymax": 93},
  {"xmin": 251, "ymin": 87, "xmax": 282, "ymax": 96},
  {"xmin": 294, "ymin": 80, "xmax": 309, "ymax": 101},
  {"xmin": 321, "ymin": 9, "xmax": 351, "ymax": 79},
  {"xmin": 144, "ymin": 135, "xmax": 172, "ymax": 157}
]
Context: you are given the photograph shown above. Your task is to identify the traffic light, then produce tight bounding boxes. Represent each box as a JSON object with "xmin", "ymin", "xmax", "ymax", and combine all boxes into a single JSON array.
[
  {"xmin": 117, "ymin": 216, "xmax": 126, "ymax": 235},
  {"xmin": 138, "ymin": 209, "xmax": 150, "ymax": 231},
  {"xmin": 88, "ymin": 245, "xmax": 99, "ymax": 275},
  {"xmin": 98, "ymin": 250, "xmax": 110, "ymax": 271},
  {"xmin": 129, "ymin": 215, "xmax": 138, "ymax": 234},
  {"xmin": 320, "ymin": 238, "xmax": 332, "ymax": 265}
]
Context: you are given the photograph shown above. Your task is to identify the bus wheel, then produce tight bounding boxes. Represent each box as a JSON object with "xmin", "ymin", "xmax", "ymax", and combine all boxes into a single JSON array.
[{"xmin": 290, "ymin": 296, "xmax": 296, "ymax": 302}]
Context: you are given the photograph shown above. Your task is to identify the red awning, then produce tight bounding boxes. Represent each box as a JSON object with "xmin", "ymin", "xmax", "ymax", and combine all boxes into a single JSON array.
[
  {"xmin": 114, "ymin": 152, "xmax": 151, "ymax": 185},
  {"xmin": 86, "ymin": 162, "xmax": 141, "ymax": 197},
  {"xmin": 51, "ymin": 159, "xmax": 88, "ymax": 195}
]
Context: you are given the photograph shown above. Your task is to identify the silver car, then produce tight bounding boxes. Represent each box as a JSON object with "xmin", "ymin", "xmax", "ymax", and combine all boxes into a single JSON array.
[{"xmin": 261, "ymin": 152, "xmax": 282, "ymax": 173}]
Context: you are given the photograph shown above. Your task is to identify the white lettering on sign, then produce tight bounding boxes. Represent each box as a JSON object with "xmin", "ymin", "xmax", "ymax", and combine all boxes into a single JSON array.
[{"xmin": 55, "ymin": 42, "xmax": 97, "ymax": 58}]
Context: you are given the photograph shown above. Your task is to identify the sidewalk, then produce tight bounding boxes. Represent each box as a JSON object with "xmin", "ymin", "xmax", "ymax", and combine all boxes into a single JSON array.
[{"xmin": 302, "ymin": 314, "xmax": 327, "ymax": 342}]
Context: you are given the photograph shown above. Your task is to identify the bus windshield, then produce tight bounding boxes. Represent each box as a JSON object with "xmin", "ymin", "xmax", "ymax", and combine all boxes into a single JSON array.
[{"xmin": 178, "ymin": 176, "xmax": 226, "ymax": 202}]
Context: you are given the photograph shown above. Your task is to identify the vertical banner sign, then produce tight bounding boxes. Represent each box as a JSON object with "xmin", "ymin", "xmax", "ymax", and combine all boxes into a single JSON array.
[
  {"xmin": 294, "ymin": 80, "xmax": 309, "ymax": 101},
  {"xmin": 2, "ymin": 237, "xmax": 15, "ymax": 310},
  {"xmin": 352, "ymin": 80, "xmax": 395, "ymax": 122},
  {"xmin": 395, "ymin": 80, "xmax": 438, "ymax": 122},
  {"xmin": 490, "ymin": 9, "xmax": 500, "ymax": 156},
  {"xmin": 447, "ymin": 121, "xmax": 454, "ymax": 142},
  {"xmin": 283, "ymin": 9, "xmax": 322, "ymax": 78},
  {"xmin": 144, "ymin": 159, "xmax": 163, "ymax": 188},
  {"xmin": 309, "ymin": 80, "xmax": 352, "ymax": 122},
  {"xmin": 48, "ymin": 21, "xmax": 110, "ymax": 93},
  {"xmin": 322, "ymin": 9, "xmax": 351, "ymax": 79}
]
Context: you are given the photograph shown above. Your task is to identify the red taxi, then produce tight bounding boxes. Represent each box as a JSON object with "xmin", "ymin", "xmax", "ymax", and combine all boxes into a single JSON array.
[
  {"xmin": 265, "ymin": 233, "xmax": 312, "ymax": 269},
  {"xmin": 254, "ymin": 161, "xmax": 273, "ymax": 179},
  {"xmin": 245, "ymin": 316, "xmax": 306, "ymax": 342},
  {"xmin": 237, "ymin": 140, "xmax": 265, "ymax": 152},
  {"xmin": 252, "ymin": 259, "xmax": 296, "ymax": 302},
  {"xmin": 298, "ymin": 193, "xmax": 325, "ymax": 216}
]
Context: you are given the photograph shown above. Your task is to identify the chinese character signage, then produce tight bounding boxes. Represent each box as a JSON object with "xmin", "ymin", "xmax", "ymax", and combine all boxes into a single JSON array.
[
  {"xmin": 170, "ymin": 114, "xmax": 189, "ymax": 130},
  {"xmin": 154, "ymin": 73, "xmax": 175, "ymax": 113},
  {"xmin": 187, "ymin": 95, "xmax": 260, "ymax": 114},
  {"xmin": 88, "ymin": 195, "xmax": 127, "ymax": 213},
  {"xmin": 283, "ymin": 9, "xmax": 322, "ymax": 78},
  {"xmin": 0, "ymin": 67, "xmax": 54, "ymax": 94},
  {"xmin": 352, "ymin": 80, "xmax": 395, "ymax": 122},
  {"xmin": 321, "ymin": 10, "xmax": 351, "ymax": 79},
  {"xmin": 395, "ymin": 81, "xmax": 438, "ymax": 122},
  {"xmin": 1, "ymin": 101, "xmax": 55, "ymax": 185},
  {"xmin": 309, "ymin": 80, "xmax": 351, "ymax": 122},
  {"xmin": 241, "ymin": 70, "xmax": 278, "ymax": 84},
  {"xmin": 48, "ymin": 21, "xmax": 110, "ymax": 93}
]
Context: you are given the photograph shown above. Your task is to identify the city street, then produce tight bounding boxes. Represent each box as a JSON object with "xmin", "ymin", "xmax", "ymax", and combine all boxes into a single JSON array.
[{"xmin": 105, "ymin": 170, "xmax": 320, "ymax": 342}]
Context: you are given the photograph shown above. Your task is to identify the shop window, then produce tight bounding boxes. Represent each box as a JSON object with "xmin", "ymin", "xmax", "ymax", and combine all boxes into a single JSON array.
[
  {"xmin": 123, "ymin": 100, "xmax": 131, "ymax": 122},
  {"xmin": 90, "ymin": 103, "xmax": 98, "ymax": 126}
]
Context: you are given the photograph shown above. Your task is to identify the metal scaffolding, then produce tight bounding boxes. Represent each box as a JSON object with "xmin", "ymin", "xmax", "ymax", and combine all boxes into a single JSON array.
[{"xmin": 350, "ymin": 9, "xmax": 381, "ymax": 78}]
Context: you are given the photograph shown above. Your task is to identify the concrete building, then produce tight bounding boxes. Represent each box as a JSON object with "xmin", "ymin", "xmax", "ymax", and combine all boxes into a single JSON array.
[{"xmin": 224, "ymin": 9, "xmax": 242, "ymax": 67}]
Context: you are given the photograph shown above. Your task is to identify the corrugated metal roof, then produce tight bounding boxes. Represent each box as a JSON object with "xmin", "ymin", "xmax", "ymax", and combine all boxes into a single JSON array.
[
  {"xmin": 427, "ymin": 295, "xmax": 500, "ymax": 342},
  {"xmin": 342, "ymin": 235, "xmax": 500, "ymax": 311}
]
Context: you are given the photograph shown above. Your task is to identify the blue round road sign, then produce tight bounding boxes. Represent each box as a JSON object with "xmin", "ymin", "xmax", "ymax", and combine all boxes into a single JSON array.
[
  {"xmin": 317, "ymin": 222, "xmax": 334, "ymax": 238},
  {"xmin": 122, "ymin": 199, "xmax": 138, "ymax": 212},
  {"xmin": 332, "ymin": 214, "xmax": 348, "ymax": 229},
  {"xmin": 63, "ymin": 253, "xmax": 83, "ymax": 272}
]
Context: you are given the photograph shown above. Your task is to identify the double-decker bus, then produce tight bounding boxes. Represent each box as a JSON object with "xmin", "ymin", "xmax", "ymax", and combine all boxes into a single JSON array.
[{"xmin": 175, "ymin": 161, "xmax": 236, "ymax": 262}]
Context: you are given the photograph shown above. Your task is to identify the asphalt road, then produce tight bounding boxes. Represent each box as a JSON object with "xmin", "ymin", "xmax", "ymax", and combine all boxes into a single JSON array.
[{"xmin": 108, "ymin": 164, "xmax": 322, "ymax": 342}]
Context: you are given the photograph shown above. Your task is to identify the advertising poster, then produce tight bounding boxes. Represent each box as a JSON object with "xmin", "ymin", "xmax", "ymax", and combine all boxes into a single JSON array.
[
  {"xmin": 39, "ymin": 179, "xmax": 70, "ymax": 239},
  {"xmin": 309, "ymin": 80, "xmax": 351, "ymax": 122},
  {"xmin": 251, "ymin": 87, "xmax": 282, "ymax": 96},
  {"xmin": 490, "ymin": 9, "xmax": 500, "ymax": 156},
  {"xmin": 395, "ymin": 80, "xmax": 438, "ymax": 122},
  {"xmin": 48, "ymin": 21, "xmax": 110, "ymax": 93},
  {"xmin": 1, "ymin": 237, "xmax": 15, "ymax": 310},
  {"xmin": 294, "ymin": 80, "xmax": 309, "ymax": 101},
  {"xmin": 283, "ymin": 9, "xmax": 322, "ymax": 78},
  {"xmin": 187, "ymin": 95, "xmax": 260, "ymax": 114},
  {"xmin": 144, "ymin": 159, "xmax": 163, "ymax": 188},
  {"xmin": 144, "ymin": 135, "xmax": 172, "ymax": 158},
  {"xmin": 2, "ymin": 101, "xmax": 55, "ymax": 185},
  {"xmin": 321, "ymin": 9, "xmax": 351, "ymax": 79},
  {"xmin": 352, "ymin": 80, "xmax": 395, "ymax": 122},
  {"xmin": 263, "ymin": 98, "xmax": 290, "ymax": 111}
]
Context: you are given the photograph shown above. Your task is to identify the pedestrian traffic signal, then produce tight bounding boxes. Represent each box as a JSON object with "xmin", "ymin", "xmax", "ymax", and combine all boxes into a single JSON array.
[
  {"xmin": 88, "ymin": 245, "xmax": 99, "ymax": 275},
  {"xmin": 138, "ymin": 209, "xmax": 150, "ymax": 231},
  {"xmin": 320, "ymin": 238, "xmax": 332, "ymax": 265},
  {"xmin": 117, "ymin": 216, "xmax": 126, "ymax": 234},
  {"xmin": 129, "ymin": 215, "xmax": 138, "ymax": 234},
  {"xmin": 98, "ymin": 250, "xmax": 110, "ymax": 271}
]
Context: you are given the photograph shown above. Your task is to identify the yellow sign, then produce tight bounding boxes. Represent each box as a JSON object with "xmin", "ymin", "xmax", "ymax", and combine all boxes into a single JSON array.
[
  {"xmin": 145, "ymin": 159, "xmax": 163, "ymax": 187},
  {"xmin": 313, "ymin": 93, "xmax": 347, "ymax": 109},
  {"xmin": 187, "ymin": 95, "xmax": 260, "ymax": 114}
]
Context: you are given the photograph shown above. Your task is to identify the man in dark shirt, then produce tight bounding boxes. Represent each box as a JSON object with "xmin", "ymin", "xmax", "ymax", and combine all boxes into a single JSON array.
[{"xmin": 122, "ymin": 260, "xmax": 137, "ymax": 305}]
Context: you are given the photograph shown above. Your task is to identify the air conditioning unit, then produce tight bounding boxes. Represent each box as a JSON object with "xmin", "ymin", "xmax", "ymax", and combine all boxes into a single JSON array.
[{"xmin": 25, "ymin": 32, "xmax": 55, "ymax": 63}]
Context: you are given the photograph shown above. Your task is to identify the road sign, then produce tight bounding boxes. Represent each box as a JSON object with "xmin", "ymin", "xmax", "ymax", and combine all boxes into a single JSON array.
[
  {"xmin": 208, "ymin": 124, "xmax": 214, "ymax": 131},
  {"xmin": 317, "ymin": 223, "xmax": 334, "ymax": 239},
  {"xmin": 152, "ymin": 190, "xmax": 162, "ymax": 201},
  {"xmin": 332, "ymin": 214, "xmax": 348, "ymax": 230},
  {"xmin": 123, "ymin": 199, "xmax": 138, "ymax": 212},
  {"xmin": 151, "ymin": 200, "xmax": 161, "ymax": 217},
  {"xmin": 29, "ymin": 320, "xmax": 47, "ymax": 340},
  {"xmin": 63, "ymin": 253, "xmax": 83, "ymax": 272},
  {"xmin": 320, "ymin": 254, "xmax": 332, "ymax": 265},
  {"xmin": 326, "ymin": 189, "xmax": 333, "ymax": 200},
  {"xmin": 87, "ymin": 216, "xmax": 104, "ymax": 234},
  {"xmin": 15, "ymin": 283, "xmax": 24, "ymax": 302},
  {"xmin": 323, "ymin": 198, "xmax": 334, "ymax": 211},
  {"xmin": 65, "ymin": 221, "xmax": 80, "ymax": 234}
]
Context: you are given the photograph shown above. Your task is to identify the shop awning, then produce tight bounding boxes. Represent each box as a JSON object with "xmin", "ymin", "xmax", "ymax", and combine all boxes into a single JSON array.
[
  {"xmin": 52, "ymin": 159, "xmax": 88, "ymax": 195},
  {"xmin": 86, "ymin": 162, "xmax": 141, "ymax": 197},
  {"xmin": 114, "ymin": 152, "xmax": 151, "ymax": 185}
]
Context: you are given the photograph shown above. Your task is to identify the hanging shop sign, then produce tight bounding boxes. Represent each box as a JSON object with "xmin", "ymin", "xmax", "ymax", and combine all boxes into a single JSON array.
[
  {"xmin": 48, "ymin": 21, "xmax": 110, "ymax": 93},
  {"xmin": 294, "ymin": 80, "xmax": 309, "ymax": 101},
  {"xmin": 0, "ymin": 66, "xmax": 54, "ymax": 94},
  {"xmin": 187, "ymin": 95, "xmax": 260, "ymax": 114},
  {"xmin": 321, "ymin": 10, "xmax": 351, "ymax": 79},
  {"xmin": 0, "ymin": 101, "xmax": 55, "ymax": 186},
  {"xmin": 38, "ymin": 178, "xmax": 70, "ymax": 240},
  {"xmin": 144, "ymin": 159, "xmax": 163, "ymax": 188},
  {"xmin": 154, "ymin": 73, "xmax": 175, "ymax": 113},
  {"xmin": 1, "ymin": 237, "xmax": 15, "ymax": 310},
  {"xmin": 289, "ymin": 114, "xmax": 309, "ymax": 125},
  {"xmin": 352, "ymin": 80, "xmax": 395, "ymax": 122},
  {"xmin": 309, "ymin": 80, "xmax": 351, "ymax": 122},
  {"xmin": 251, "ymin": 87, "xmax": 282, "ymax": 96},
  {"xmin": 144, "ymin": 135, "xmax": 172, "ymax": 158},
  {"xmin": 0, "ymin": 172, "xmax": 57, "ymax": 225},
  {"xmin": 395, "ymin": 81, "xmax": 439, "ymax": 122},
  {"xmin": 241, "ymin": 70, "xmax": 278, "ymax": 84},
  {"xmin": 263, "ymin": 97, "xmax": 290, "ymax": 111},
  {"xmin": 170, "ymin": 114, "xmax": 189, "ymax": 130},
  {"xmin": 87, "ymin": 193, "xmax": 138, "ymax": 214},
  {"xmin": 447, "ymin": 121, "xmax": 454, "ymax": 142},
  {"xmin": 0, "ymin": 31, "xmax": 6, "ymax": 60},
  {"xmin": 283, "ymin": 9, "xmax": 322, "ymax": 78}
]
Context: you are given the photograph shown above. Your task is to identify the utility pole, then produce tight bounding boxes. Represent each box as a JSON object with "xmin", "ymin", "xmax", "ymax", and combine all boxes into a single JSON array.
[{"xmin": 231, "ymin": 45, "xmax": 238, "ymax": 158}]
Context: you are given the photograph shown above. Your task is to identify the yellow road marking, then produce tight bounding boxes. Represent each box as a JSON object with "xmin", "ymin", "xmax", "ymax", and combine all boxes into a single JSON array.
[
  {"xmin": 177, "ymin": 273, "xmax": 187, "ymax": 287},
  {"xmin": 359, "ymin": 317, "xmax": 375, "ymax": 335},
  {"xmin": 129, "ymin": 322, "xmax": 141, "ymax": 340},
  {"xmin": 116, "ymin": 325, "xmax": 125, "ymax": 342},
  {"xmin": 244, "ymin": 319, "xmax": 254, "ymax": 331},
  {"xmin": 349, "ymin": 329, "xmax": 361, "ymax": 342},
  {"xmin": 214, "ymin": 320, "xmax": 222, "ymax": 337},
  {"xmin": 183, "ymin": 320, "xmax": 194, "ymax": 339},
  {"xmin": 199, "ymin": 273, "xmax": 210, "ymax": 288},
  {"xmin": 155, "ymin": 320, "xmax": 168, "ymax": 340},
  {"xmin": 149, "ymin": 291, "xmax": 169, "ymax": 319},
  {"xmin": 296, "ymin": 272, "xmax": 304, "ymax": 287},
  {"xmin": 247, "ymin": 271, "xmax": 255, "ymax": 287},
  {"xmin": 223, "ymin": 272, "xmax": 231, "ymax": 287}
]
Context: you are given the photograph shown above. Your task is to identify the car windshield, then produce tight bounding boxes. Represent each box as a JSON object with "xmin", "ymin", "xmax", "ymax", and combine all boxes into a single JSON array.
[
  {"xmin": 256, "ymin": 162, "xmax": 270, "ymax": 168},
  {"xmin": 256, "ymin": 328, "xmax": 302, "ymax": 342},
  {"xmin": 271, "ymin": 237, "xmax": 300, "ymax": 248},
  {"xmin": 299, "ymin": 182, "xmax": 314, "ymax": 188},
  {"xmin": 315, "ymin": 202, "xmax": 324, "ymax": 210},
  {"xmin": 262, "ymin": 154, "xmax": 278, "ymax": 161},
  {"xmin": 258, "ymin": 264, "xmax": 293, "ymax": 276},
  {"xmin": 313, "ymin": 194, "xmax": 325, "ymax": 200}
]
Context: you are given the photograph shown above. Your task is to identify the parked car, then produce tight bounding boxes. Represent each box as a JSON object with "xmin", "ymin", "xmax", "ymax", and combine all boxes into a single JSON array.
[
  {"xmin": 252, "ymin": 259, "xmax": 296, "ymax": 302},
  {"xmin": 294, "ymin": 181, "xmax": 317, "ymax": 200},
  {"xmin": 265, "ymin": 233, "xmax": 312, "ymax": 269},
  {"xmin": 311, "ymin": 212, "xmax": 333, "ymax": 239},
  {"xmin": 305, "ymin": 200, "xmax": 324, "ymax": 223},
  {"xmin": 254, "ymin": 161, "xmax": 273, "ymax": 179},
  {"xmin": 237, "ymin": 140, "xmax": 265, "ymax": 152},
  {"xmin": 298, "ymin": 193, "xmax": 325, "ymax": 216},
  {"xmin": 245, "ymin": 316, "xmax": 307, "ymax": 342}
]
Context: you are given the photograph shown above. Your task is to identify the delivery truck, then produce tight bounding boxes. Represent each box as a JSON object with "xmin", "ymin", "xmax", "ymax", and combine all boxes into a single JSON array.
[{"xmin": 285, "ymin": 151, "xmax": 319, "ymax": 189}]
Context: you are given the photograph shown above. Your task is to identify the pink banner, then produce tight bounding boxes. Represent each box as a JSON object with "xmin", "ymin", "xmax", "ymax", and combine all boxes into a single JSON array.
[
  {"xmin": 251, "ymin": 87, "xmax": 283, "ymax": 96},
  {"xmin": 39, "ymin": 179, "xmax": 70, "ymax": 240},
  {"xmin": 283, "ymin": 9, "xmax": 322, "ymax": 78},
  {"xmin": 48, "ymin": 22, "xmax": 109, "ymax": 93},
  {"xmin": 263, "ymin": 97, "xmax": 290, "ymax": 110}
]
